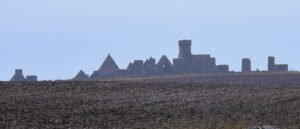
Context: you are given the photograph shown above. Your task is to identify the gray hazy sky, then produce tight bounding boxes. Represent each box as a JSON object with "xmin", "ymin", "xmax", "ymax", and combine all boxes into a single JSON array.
[{"xmin": 0, "ymin": 0, "xmax": 299, "ymax": 80}]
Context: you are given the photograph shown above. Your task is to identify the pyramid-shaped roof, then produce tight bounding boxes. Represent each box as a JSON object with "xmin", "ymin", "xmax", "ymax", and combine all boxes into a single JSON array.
[
  {"xmin": 157, "ymin": 55, "xmax": 173, "ymax": 74},
  {"xmin": 74, "ymin": 70, "xmax": 89, "ymax": 80},
  {"xmin": 158, "ymin": 55, "xmax": 172, "ymax": 67},
  {"xmin": 98, "ymin": 54, "xmax": 120, "ymax": 75}
]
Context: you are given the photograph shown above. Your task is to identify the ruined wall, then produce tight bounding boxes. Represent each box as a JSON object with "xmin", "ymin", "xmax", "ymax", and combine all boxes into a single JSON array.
[
  {"xmin": 128, "ymin": 60, "xmax": 144, "ymax": 76},
  {"xmin": 144, "ymin": 57, "xmax": 157, "ymax": 75},
  {"xmin": 216, "ymin": 65, "xmax": 229, "ymax": 73},
  {"xmin": 173, "ymin": 58, "xmax": 187, "ymax": 74},
  {"xmin": 26, "ymin": 75, "xmax": 38, "ymax": 81},
  {"xmin": 157, "ymin": 55, "xmax": 173, "ymax": 74},
  {"xmin": 190, "ymin": 55, "xmax": 212, "ymax": 73},
  {"xmin": 276, "ymin": 64, "xmax": 288, "ymax": 72},
  {"xmin": 268, "ymin": 56, "xmax": 288, "ymax": 72}
]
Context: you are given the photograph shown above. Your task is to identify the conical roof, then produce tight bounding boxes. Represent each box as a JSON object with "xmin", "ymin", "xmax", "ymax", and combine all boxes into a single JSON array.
[
  {"xmin": 98, "ymin": 54, "xmax": 120, "ymax": 75},
  {"xmin": 74, "ymin": 70, "xmax": 89, "ymax": 80}
]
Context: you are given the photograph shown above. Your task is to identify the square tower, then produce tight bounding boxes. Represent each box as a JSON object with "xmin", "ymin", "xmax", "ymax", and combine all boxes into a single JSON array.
[
  {"xmin": 242, "ymin": 58, "xmax": 251, "ymax": 72},
  {"xmin": 178, "ymin": 40, "xmax": 192, "ymax": 65},
  {"xmin": 268, "ymin": 56, "xmax": 275, "ymax": 72}
]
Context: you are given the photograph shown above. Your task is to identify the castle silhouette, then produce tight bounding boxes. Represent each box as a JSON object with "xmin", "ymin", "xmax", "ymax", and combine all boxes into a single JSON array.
[
  {"xmin": 74, "ymin": 40, "xmax": 289, "ymax": 80},
  {"xmin": 9, "ymin": 40, "xmax": 289, "ymax": 81}
]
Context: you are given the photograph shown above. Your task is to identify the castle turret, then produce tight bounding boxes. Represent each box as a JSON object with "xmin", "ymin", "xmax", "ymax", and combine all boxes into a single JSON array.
[
  {"xmin": 10, "ymin": 69, "xmax": 26, "ymax": 81},
  {"xmin": 242, "ymin": 58, "xmax": 251, "ymax": 73},
  {"xmin": 178, "ymin": 40, "xmax": 192, "ymax": 65},
  {"xmin": 268, "ymin": 56, "xmax": 288, "ymax": 72},
  {"xmin": 268, "ymin": 56, "xmax": 275, "ymax": 72}
]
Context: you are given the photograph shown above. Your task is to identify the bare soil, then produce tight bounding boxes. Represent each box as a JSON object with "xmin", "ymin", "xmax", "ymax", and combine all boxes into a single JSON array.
[{"xmin": 1, "ymin": 74, "xmax": 300, "ymax": 129}]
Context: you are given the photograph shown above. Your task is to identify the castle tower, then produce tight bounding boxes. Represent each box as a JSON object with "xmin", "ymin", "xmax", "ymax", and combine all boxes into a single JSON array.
[
  {"xmin": 242, "ymin": 58, "xmax": 251, "ymax": 73},
  {"xmin": 178, "ymin": 40, "xmax": 192, "ymax": 65},
  {"xmin": 268, "ymin": 56, "xmax": 275, "ymax": 72},
  {"xmin": 10, "ymin": 69, "xmax": 26, "ymax": 81}
]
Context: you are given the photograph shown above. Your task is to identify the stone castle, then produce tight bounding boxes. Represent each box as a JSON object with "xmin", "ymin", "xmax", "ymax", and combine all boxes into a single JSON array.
[
  {"xmin": 72, "ymin": 40, "xmax": 289, "ymax": 80},
  {"xmin": 8, "ymin": 39, "xmax": 289, "ymax": 81},
  {"xmin": 10, "ymin": 69, "xmax": 38, "ymax": 82}
]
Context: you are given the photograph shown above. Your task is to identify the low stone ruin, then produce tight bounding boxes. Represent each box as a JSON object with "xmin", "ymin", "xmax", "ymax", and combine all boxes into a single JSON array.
[
  {"xmin": 26, "ymin": 75, "xmax": 38, "ymax": 81},
  {"xmin": 10, "ymin": 69, "xmax": 26, "ymax": 81},
  {"xmin": 10, "ymin": 69, "xmax": 38, "ymax": 82}
]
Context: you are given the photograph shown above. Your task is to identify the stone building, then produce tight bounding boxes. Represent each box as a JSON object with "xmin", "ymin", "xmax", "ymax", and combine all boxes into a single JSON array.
[
  {"xmin": 90, "ymin": 54, "xmax": 120, "ymax": 78},
  {"xmin": 143, "ymin": 57, "xmax": 157, "ymax": 75},
  {"xmin": 10, "ymin": 69, "xmax": 26, "ymax": 81},
  {"xmin": 216, "ymin": 65, "xmax": 229, "ymax": 73},
  {"xmin": 173, "ymin": 40, "xmax": 192, "ymax": 73},
  {"xmin": 26, "ymin": 75, "xmax": 38, "ymax": 81},
  {"xmin": 87, "ymin": 39, "xmax": 231, "ymax": 79},
  {"xmin": 157, "ymin": 55, "xmax": 173, "ymax": 74},
  {"xmin": 173, "ymin": 40, "xmax": 227, "ymax": 74},
  {"xmin": 127, "ymin": 60, "xmax": 144, "ymax": 76},
  {"xmin": 268, "ymin": 56, "xmax": 288, "ymax": 72},
  {"xmin": 242, "ymin": 58, "xmax": 251, "ymax": 73},
  {"xmin": 74, "ymin": 70, "xmax": 89, "ymax": 80},
  {"xmin": 10, "ymin": 69, "xmax": 38, "ymax": 81}
]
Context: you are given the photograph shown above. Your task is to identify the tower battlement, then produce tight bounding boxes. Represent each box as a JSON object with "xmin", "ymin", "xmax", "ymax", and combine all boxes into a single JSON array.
[
  {"xmin": 178, "ymin": 40, "xmax": 192, "ymax": 66},
  {"xmin": 178, "ymin": 40, "xmax": 192, "ymax": 45}
]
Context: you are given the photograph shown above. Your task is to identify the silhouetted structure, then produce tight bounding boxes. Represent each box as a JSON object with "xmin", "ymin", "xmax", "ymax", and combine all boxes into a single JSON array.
[
  {"xmin": 128, "ymin": 60, "xmax": 144, "ymax": 76},
  {"xmin": 89, "ymin": 40, "xmax": 231, "ymax": 79},
  {"xmin": 173, "ymin": 40, "xmax": 225, "ymax": 74},
  {"xmin": 157, "ymin": 55, "xmax": 173, "ymax": 74},
  {"xmin": 26, "ymin": 75, "xmax": 38, "ymax": 81},
  {"xmin": 268, "ymin": 56, "xmax": 288, "ymax": 72},
  {"xmin": 74, "ymin": 70, "xmax": 89, "ymax": 80},
  {"xmin": 178, "ymin": 40, "xmax": 192, "ymax": 65},
  {"xmin": 82, "ymin": 40, "xmax": 290, "ymax": 79},
  {"xmin": 6, "ymin": 39, "xmax": 292, "ymax": 81},
  {"xmin": 144, "ymin": 57, "xmax": 157, "ymax": 75},
  {"xmin": 242, "ymin": 58, "xmax": 251, "ymax": 73},
  {"xmin": 90, "ymin": 54, "xmax": 120, "ymax": 78},
  {"xmin": 10, "ymin": 69, "xmax": 26, "ymax": 81},
  {"xmin": 10, "ymin": 69, "xmax": 38, "ymax": 81},
  {"xmin": 216, "ymin": 65, "xmax": 229, "ymax": 73}
]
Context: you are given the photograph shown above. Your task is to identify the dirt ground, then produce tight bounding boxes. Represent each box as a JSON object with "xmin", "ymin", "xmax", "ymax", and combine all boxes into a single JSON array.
[{"xmin": 1, "ymin": 74, "xmax": 300, "ymax": 129}]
